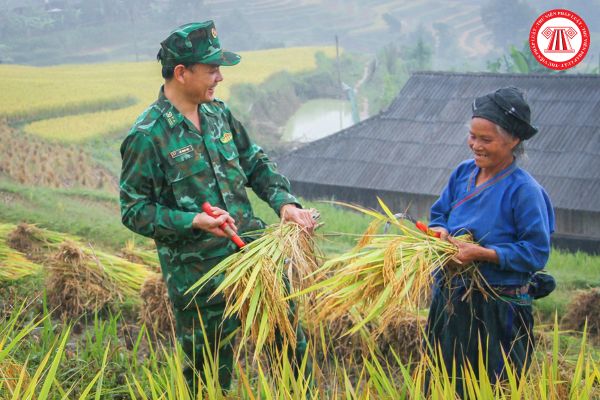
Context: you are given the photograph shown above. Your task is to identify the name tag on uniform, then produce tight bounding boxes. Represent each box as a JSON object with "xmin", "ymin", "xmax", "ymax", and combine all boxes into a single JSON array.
[{"xmin": 169, "ymin": 145, "xmax": 193, "ymax": 159}]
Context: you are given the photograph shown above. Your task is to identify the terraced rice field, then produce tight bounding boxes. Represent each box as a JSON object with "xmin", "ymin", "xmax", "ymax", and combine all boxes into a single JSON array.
[
  {"xmin": 0, "ymin": 46, "xmax": 336, "ymax": 142},
  {"xmin": 203, "ymin": 0, "xmax": 492, "ymax": 57}
]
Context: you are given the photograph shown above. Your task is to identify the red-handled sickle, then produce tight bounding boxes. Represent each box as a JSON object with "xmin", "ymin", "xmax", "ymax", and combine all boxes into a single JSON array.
[
  {"xmin": 202, "ymin": 202, "xmax": 246, "ymax": 248},
  {"xmin": 414, "ymin": 220, "xmax": 442, "ymax": 238},
  {"xmin": 385, "ymin": 213, "xmax": 441, "ymax": 238}
]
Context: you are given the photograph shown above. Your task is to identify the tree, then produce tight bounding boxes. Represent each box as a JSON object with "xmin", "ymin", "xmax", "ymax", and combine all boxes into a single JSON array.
[
  {"xmin": 403, "ymin": 35, "xmax": 432, "ymax": 72},
  {"xmin": 0, "ymin": 1, "xmax": 55, "ymax": 37}
]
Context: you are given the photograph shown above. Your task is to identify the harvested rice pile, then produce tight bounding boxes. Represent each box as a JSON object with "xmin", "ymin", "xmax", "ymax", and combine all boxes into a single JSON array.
[
  {"xmin": 377, "ymin": 313, "xmax": 426, "ymax": 364},
  {"xmin": 5, "ymin": 223, "xmax": 154, "ymax": 314},
  {"xmin": 140, "ymin": 273, "xmax": 175, "ymax": 338},
  {"xmin": 6, "ymin": 223, "xmax": 68, "ymax": 263},
  {"xmin": 91, "ymin": 251, "xmax": 153, "ymax": 299},
  {"xmin": 562, "ymin": 288, "xmax": 600, "ymax": 340},
  {"xmin": 305, "ymin": 311, "xmax": 374, "ymax": 364},
  {"xmin": 46, "ymin": 241, "xmax": 116, "ymax": 319},
  {"xmin": 0, "ymin": 224, "xmax": 43, "ymax": 281},
  {"xmin": 305, "ymin": 310, "xmax": 425, "ymax": 367},
  {"xmin": 188, "ymin": 222, "xmax": 319, "ymax": 359}
]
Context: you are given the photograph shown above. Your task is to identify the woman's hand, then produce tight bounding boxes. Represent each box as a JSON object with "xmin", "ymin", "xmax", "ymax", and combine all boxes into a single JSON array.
[
  {"xmin": 447, "ymin": 236, "xmax": 499, "ymax": 265},
  {"xmin": 429, "ymin": 226, "xmax": 449, "ymax": 240}
]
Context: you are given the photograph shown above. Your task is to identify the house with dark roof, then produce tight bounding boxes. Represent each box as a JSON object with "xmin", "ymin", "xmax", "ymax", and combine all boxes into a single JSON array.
[{"xmin": 276, "ymin": 72, "xmax": 600, "ymax": 252}]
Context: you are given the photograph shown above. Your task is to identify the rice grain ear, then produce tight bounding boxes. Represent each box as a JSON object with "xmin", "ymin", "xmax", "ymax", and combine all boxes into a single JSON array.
[
  {"xmin": 300, "ymin": 198, "xmax": 484, "ymax": 337},
  {"xmin": 355, "ymin": 220, "xmax": 384, "ymax": 250},
  {"xmin": 187, "ymin": 222, "xmax": 321, "ymax": 360}
]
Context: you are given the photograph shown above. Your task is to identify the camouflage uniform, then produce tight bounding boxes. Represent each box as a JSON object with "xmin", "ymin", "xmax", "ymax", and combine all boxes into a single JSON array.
[{"xmin": 119, "ymin": 21, "xmax": 309, "ymax": 389}]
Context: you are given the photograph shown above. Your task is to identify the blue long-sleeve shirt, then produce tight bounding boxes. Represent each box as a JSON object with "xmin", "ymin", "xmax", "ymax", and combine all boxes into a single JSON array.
[{"xmin": 430, "ymin": 159, "xmax": 555, "ymax": 287}]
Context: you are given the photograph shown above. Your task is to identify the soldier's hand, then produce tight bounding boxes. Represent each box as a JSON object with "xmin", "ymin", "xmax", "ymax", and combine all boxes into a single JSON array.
[
  {"xmin": 192, "ymin": 207, "xmax": 237, "ymax": 238},
  {"xmin": 280, "ymin": 204, "xmax": 317, "ymax": 234}
]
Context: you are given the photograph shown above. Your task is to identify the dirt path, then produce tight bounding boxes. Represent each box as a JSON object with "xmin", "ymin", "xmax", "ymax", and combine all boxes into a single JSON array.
[{"xmin": 354, "ymin": 61, "xmax": 374, "ymax": 120}]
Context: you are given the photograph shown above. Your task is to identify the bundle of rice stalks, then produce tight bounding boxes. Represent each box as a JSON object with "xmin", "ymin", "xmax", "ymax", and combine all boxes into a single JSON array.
[
  {"xmin": 91, "ymin": 250, "xmax": 154, "ymax": 299},
  {"xmin": 297, "ymin": 199, "xmax": 481, "ymax": 336},
  {"xmin": 6, "ymin": 223, "xmax": 69, "ymax": 263},
  {"xmin": 5, "ymin": 223, "xmax": 153, "ymax": 308},
  {"xmin": 187, "ymin": 222, "xmax": 319, "ymax": 359},
  {"xmin": 0, "ymin": 224, "xmax": 42, "ymax": 281},
  {"xmin": 121, "ymin": 239, "xmax": 160, "ymax": 271},
  {"xmin": 140, "ymin": 272, "xmax": 175, "ymax": 339},
  {"xmin": 46, "ymin": 241, "xmax": 116, "ymax": 319},
  {"xmin": 562, "ymin": 288, "xmax": 600, "ymax": 341}
]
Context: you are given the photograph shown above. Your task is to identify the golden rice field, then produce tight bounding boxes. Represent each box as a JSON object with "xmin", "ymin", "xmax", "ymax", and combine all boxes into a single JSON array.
[{"xmin": 0, "ymin": 46, "xmax": 336, "ymax": 142}]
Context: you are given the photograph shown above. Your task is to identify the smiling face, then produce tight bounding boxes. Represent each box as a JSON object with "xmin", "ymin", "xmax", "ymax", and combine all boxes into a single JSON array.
[
  {"xmin": 180, "ymin": 63, "xmax": 223, "ymax": 104},
  {"xmin": 468, "ymin": 117, "xmax": 520, "ymax": 172}
]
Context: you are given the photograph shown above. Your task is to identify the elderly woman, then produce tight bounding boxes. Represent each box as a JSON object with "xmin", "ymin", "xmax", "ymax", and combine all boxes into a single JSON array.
[{"xmin": 425, "ymin": 87, "xmax": 555, "ymax": 391}]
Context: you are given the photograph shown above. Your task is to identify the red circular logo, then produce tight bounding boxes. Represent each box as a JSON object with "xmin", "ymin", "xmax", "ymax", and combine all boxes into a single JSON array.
[{"xmin": 529, "ymin": 9, "xmax": 590, "ymax": 70}]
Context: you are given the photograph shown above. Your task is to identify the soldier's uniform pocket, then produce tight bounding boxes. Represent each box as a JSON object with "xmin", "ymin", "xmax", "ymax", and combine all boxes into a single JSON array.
[
  {"xmin": 216, "ymin": 141, "xmax": 247, "ymax": 185},
  {"xmin": 165, "ymin": 149, "xmax": 209, "ymax": 212},
  {"xmin": 165, "ymin": 259, "xmax": 226, "ymax": 310}
]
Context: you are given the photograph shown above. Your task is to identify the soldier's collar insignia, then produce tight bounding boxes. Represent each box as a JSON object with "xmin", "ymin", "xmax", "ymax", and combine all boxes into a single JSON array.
[
  {"xmin": 163, "ymin": 109, "xmax": 183, "ymax": 128},
  {"xmin": 169, "ymin": 145, "xmax": 193, "ymax": 159},
  {"xmin": 220, "ymin": 132, "xmax": 233, "ymax": 143}
]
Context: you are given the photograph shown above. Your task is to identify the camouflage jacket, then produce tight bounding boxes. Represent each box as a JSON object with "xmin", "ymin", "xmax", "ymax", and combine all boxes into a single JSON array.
[{"xmin": 120, "ymin": 87, "xmax": 299, "ymax": 266}]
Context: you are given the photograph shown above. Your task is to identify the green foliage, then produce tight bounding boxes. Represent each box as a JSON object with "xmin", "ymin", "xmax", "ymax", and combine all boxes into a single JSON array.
[
  {"xmin": 360, "ymin": 43, "xmax": 408, "ymax": 114},
  {"xmin": 486, "ymin": 41, "xmax": 563, "ymax": 74},
  {"xmin": 403, "ymin": 36, "xmax": 433, "ymax": 72}
]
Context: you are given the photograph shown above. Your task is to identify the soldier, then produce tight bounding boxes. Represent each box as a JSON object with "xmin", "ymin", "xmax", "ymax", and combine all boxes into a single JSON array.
[{"xmin": 119, "ymin": 21, "xmax": 317, "ymax": 390}]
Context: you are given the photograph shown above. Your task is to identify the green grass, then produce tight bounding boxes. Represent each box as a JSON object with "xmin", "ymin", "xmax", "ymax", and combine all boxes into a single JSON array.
[
  {"xmin": 0, "ymin": 179, "xmax": 371, "ymax": 253},
  {"xmin": 1, "ymin": 303, "xmax": 599, "ymax": 399},
  {"xmin": 1, "ymin": 182, "xmax": 599, "ymax": 398},
  {"xmin": 0, "ymin": 180, "xmax": 139, "ymax": 251},
  {"xmin": 534, "ymin": 249, "xmax": 600, "ymax": 320}
]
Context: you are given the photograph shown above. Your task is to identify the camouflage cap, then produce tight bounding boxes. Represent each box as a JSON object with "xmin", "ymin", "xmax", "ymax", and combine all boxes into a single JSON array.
[{"xmin": 158, "ymin": 21, "xmax": 241, "ymax": 67}]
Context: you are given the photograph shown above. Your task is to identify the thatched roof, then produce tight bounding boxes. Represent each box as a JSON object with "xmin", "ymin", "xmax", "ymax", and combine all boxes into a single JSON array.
[{"xmin": 277, "ymin": 72, "xmax": 600, "ymax": 213}]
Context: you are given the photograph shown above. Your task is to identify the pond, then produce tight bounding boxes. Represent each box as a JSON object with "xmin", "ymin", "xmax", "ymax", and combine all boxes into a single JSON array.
[{"xmin": 282, "ymin": 98, "xmax": 354, "ymax": 142}]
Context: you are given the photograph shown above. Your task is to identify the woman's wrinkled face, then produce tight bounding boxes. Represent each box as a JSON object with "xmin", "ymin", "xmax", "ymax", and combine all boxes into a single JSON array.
[{"xmin": 468, "ymin": 117, "xmax": 520, "ymax": 171}]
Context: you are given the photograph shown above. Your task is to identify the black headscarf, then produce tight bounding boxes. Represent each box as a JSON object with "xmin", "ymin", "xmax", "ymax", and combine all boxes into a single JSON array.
[{"xmin": 472, "ymin": 87, "xmax": 538, "ymax": 140}]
